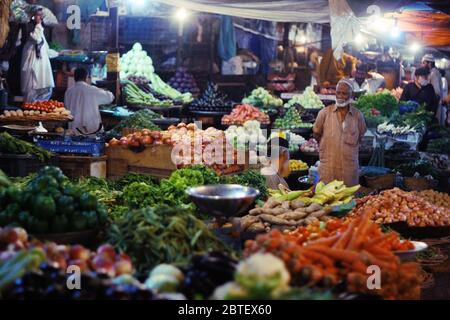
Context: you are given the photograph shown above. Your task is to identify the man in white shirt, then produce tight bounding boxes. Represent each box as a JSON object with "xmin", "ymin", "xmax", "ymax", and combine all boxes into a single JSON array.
[
  {"xmin": 65, "ymin": 68, "xmax": 114, "ymax": 135},
  {"xmin": 422, "ymin": 54, "xmax": 443, "ymax": 99},
  {"xmin": 349, "ymin": 63, "xmax": 385, "ymax": 94}
]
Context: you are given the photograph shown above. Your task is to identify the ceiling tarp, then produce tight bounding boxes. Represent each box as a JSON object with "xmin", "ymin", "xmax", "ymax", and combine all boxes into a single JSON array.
[
  {"xmin": 385, "ymin": 10, "xmax": 450, "ymax": 47},
  {"xmin": 153, "ymin": 0, "xmax": 331, "ymax": 23}
]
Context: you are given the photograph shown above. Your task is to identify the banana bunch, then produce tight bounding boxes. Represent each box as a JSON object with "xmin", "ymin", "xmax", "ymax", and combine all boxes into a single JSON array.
[
  {"xmin": 269, "ymin": 181, "xmax": 359, "ymax": 207},
  {"xmin": 269, "ymin": 184, "xmax": 313, "ymax": 201},
  {"xmin": 309, "ymin": 181, "xmax": 359, "ymax": 206}
]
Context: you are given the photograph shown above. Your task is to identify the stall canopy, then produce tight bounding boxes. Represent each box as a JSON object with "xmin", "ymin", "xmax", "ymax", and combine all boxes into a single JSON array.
[
  {"xmin": 385, "ymin": 7, "xmax": 450, "ymax": 47},
  {"xmin": 153, "ymin": 0, "xmax": 331, "ymax": 23}
]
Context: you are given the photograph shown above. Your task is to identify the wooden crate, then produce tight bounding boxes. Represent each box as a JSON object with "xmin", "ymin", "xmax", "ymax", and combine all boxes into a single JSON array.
[
  {"xmin": 58, "ymin": 156, "xmax": 107, "ymax": 179},
  {"xmin": 106, "ymin": 145, "xmax": 177, "ymax": 180},
  {"xmin": 106, "ymin": 145, "xmax": 250, "ymax": 180}
]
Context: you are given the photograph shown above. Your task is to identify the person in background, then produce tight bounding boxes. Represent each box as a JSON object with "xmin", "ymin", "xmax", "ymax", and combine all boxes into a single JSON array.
[
  {"xmin": 20, "ymin": 7, "xmax": 54, "ymax": 103},
  {"xmin": 422, "ymin": 54, "xmax": 443, "ymax": 99},
  {"xmin": 313, "ymin": 79, "xmax": 367, "ymax": 187},
  {"xmin": 65, "ymin": 68, "xmax": 114, "ymax": 135},
  {"xmin": 400, "ymin": 67, "xmax": 439, "ymax": 115},
  {"xmin": 349, "ymin": 63, "xmax": 385, "ymax": 94},
  {"xmin": 260, "ymin": 137, "xmax": 290, "ymax": 190},
  {"xmin": 438, "ymin": 69, "xmax": 449, "ymax": 125}
]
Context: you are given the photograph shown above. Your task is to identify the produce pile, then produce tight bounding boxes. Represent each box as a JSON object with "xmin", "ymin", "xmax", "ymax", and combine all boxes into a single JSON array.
[
  {"xmin": 190, "ymin": 82, "xmax": 233, "ymax": 111},
  {"xmin": 354, "ymin": 90, "xmax": 398, "ymax": 127},
  {"xmin": 285, "ymin": 87, "xmax": 324, "ymax": 110},
  {"xmin": 119, "ymin": 43, "xmax": 155, "ymax": 80},
  {"xmin": 395, "ymin": 159, "xmax": 437, "ymax": 178},
  {"xmin": 0, "ymin": 132, "xmax": 53, "ymax": 162},
  {"xmin": 222, "ymin": 170, "xmax": 268, "ymax": 202},
  {"xmin": 2, "ymin": 264, "xmax": 158, "ymax": 300},
  {"xmin": 289, "ymin": 160, "xmax": 308, "ymax": 172},
  {"xmin": 222, "ymin": 104, "xmax": 270, "ymax": 125},
  {"xmin": 242, "ymin": 88, "xmax": 283, "ymax": 112},
  {"xmin": 420, "ymin": 153, "xmax": 449, "ymax": 173},
  {"xmin": 178, "ymin": 252, "xmax": 237, "ymax": 299},
  {"xmin": 107, "ymin": 205, "xmax": 228, "ymax": 273},
  {"xmin": 0, "ymin": 227, "xmax": 133, "ymax": 278},
  {"xmin": 350, "ymin": 188, "xmax": 449, "ymax": 227},
  {"xmin": 22, "ymin": 100, "xmax": 66, "ymax": 113},
  {"xmin": 377, "ymin": 122, "xmax": 416, "ymax": 136},
  {"xmin": 120, "ymin": 43, "xmax": 192, "ymax": 104},
  {"xmin": 244, "ymin": 211, "xmax": 422, "ymax": 300},
  {"xmin": 1, "ymin": 101, "xmax": 72, "ymax": 121},
  {"xmin": 427, "ymin": 138, "xmax": 450, "ymax": 156},
  {"xmin": 108, "ymin": 129, "xmax": 167, "ymax": 149},
  {"xmin": 236, "ymin": 181, "xmax": 359, "ymax": 234},
  {"xmin": 106, "ymin": 109, "xmax": 162, "ymax": 139},
  {"xmin": 108, "ymin": 122, "xmax": 244, "ymax": 174},
  {"xmin": 288, "ymin": 218, "xmax": 414, "ymax": 251},
  {"xmin": 0, "ymin": 167, "xmax": 108, "ymax": 234},
  {"xmin": 168, "ymin": 67, "xmax": 200, "ymax": 95},
  {"xmin": 124, "ymin": 82, "xmax": 172, "ymax": 107},
  {"xmin": 274, "ymin": 107, "xmax": 313, "ymax": 130},
  {"xmin": 127, "ymin": 75, "xmax": 173, "ymax": 102},
  {"xmin": 270, "ymin": 180, "xmax": 359, "ymax": 208},
  {"xmin": 300, "ymin": 138, "xmax": 319, "ymax": 153},
  {"xmin": 237, "ymin": 197, "xmax": 332, "ymax": 235},
  {"xmin": 412, "ymin": 190, "xmax": 450, "ymax": 209},
  {"xmin": 225, "ymin": 120, "xmax": 267, "ymax": 150},
  {"xmin": 287, "ymin": 132, "xmax": 306, "ymax": 152}
]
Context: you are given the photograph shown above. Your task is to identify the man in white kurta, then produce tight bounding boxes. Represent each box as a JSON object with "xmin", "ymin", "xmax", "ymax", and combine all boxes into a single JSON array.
[
  {"xmin": 65, "ymin": 68, "xmax": 114, "ymax": 135},
  {"xmin": 21, "ymin": 8, "xmax": 54, "ymax": 103}
]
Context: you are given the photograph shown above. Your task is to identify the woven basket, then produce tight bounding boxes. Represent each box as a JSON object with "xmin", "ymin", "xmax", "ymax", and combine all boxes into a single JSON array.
[
  {"xmin": 363, "ymin": 174, "xmax": 395, "ymax": 190},
  {"xmin": 403, "ymin": 177, "xmax": 438, "ymax": 191}
]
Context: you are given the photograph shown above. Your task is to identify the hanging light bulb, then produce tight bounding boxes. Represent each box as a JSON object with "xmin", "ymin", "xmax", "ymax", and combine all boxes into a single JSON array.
[{"xmin": 391, "ymin": 19, "xmax": 400, "ymax": 38}]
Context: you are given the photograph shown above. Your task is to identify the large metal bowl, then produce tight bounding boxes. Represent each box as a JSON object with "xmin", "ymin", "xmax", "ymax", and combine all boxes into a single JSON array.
[{"xmin": 186, "ymin": 184, "xmax": 260, "ymax": 218}]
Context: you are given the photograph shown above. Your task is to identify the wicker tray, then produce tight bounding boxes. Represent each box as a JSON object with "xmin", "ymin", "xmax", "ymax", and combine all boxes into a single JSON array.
[{"xmin": 0, "ymin": 115, "xmax": 73, "ymax": 123}]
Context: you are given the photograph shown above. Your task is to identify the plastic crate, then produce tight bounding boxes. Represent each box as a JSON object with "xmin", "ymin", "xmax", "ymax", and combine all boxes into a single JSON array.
[
  {"xmin": 34, "ymin": 136, "xmax": 105, "ymax": 157},
  {"xmin": 0, "ymin": 153, "xmax": 59, "ymax": 177}
]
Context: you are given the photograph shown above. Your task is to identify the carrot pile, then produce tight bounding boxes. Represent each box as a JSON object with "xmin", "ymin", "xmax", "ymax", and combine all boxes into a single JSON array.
[
  {"xmin": 222, "ymin": 104, "xmax": 270, "ymax": 125},
  {"xmin": 289, "ymin": 217, "xmax": 414, "ymax": 251},
  {"xmin": 244, "ymin": 209, "xmax": 422, "ymax": 299}
]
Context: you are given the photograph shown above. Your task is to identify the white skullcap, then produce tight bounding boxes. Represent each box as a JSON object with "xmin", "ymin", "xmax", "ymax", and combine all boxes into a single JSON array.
[
  {"xmin": 337, "ymin": 78, "xmax": 354, "ymax": 95},
  {"xmin": 422, "ymin": 54, "xmax": 435, "ymax": 63}
]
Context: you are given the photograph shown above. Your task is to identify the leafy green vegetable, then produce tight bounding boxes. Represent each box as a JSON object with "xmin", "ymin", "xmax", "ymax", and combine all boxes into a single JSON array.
[
  {"xmin": 107, "ymin": 205, "xmax": 228, "ymax": 274},
  {"xmin": 0, "ymin": 132, "xmax": 53, "ymax": 162},
  {"xmin": 222, "ymin": 170, "xmax": 268, "ymax": 201},
  {"xmin": 106, "ymin": 109, "xmax": 162, "ymax": 139},
  {"xmin": 389, "ymin": 104, "xmax": 434, "ymax": 131},
  {"xmin": 122, "ymin": 181, "xmax": 160, "ymax": 209},
  {"xmin": 427, "ymin": 138, "xmax": 450, "ymax": 156},
  {"xmin": 355, "ymin": 90, "xmax": 398, "ymax": 127},
  {"xmin": 396, "ymin": 159, "xmax": 437, "ymax": 178},
  {"xmin": 113, "ymin": 173, "xmax": 158, "ymax": 190}
]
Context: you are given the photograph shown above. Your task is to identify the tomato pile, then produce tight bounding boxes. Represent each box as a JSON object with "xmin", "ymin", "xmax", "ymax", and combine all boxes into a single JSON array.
[{"xmin": 23, "ymin": 100, "xmax": 65, "ymax": 113}]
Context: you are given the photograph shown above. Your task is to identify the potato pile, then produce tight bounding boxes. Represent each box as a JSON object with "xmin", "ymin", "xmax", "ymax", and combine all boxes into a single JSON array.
[
  {"xmin": 350, "ymin": 188, "xmax": 449, "ymax": 227},
  {"xmin": 236, "ymin": 197, "xmax": 332, "ymax": 234},
  {"xmin": 413, "ymin": 190, "xmax": 450, "ymax": 209}
]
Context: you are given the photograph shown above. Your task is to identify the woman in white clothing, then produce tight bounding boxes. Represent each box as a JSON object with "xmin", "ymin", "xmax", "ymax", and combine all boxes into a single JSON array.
[{"xmin": 21, "ymin": 8, "xmax": 54, "ymax": 103}]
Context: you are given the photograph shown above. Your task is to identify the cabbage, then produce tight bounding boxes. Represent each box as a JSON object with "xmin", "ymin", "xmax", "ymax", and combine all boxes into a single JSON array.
[{"xmin": 133, "ymin": 42, "xmax": 143, "ymax": 52}]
